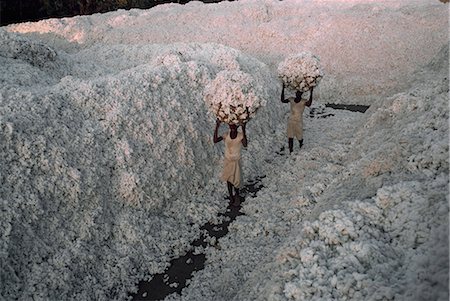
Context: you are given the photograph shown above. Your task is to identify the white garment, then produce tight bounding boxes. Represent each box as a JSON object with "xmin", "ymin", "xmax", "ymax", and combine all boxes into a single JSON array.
[
  {"xmin": 287, "ymin": 97, "xmax": 307, "ymax": 139},
  {"xmin": 220, "ymin": 131, "xmax": 244, "ymax": 188}
]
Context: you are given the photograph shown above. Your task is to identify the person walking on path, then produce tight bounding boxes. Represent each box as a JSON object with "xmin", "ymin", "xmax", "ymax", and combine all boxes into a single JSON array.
[
  {"xmin": 213, "ymin": 119, "xmax": 247, "ymax": 206},
  {"xmin": 281, "ymin": 83, "xmax": 313, "ymax": 153}
]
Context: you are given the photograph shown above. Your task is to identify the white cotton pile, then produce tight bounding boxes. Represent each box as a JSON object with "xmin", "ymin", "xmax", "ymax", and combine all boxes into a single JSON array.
[
  {"xmin": 0, "ymin": 31, "xmax": 282, "ymax": 300},
  {"xmin": 277, "ymin": 52, "xmax": 324, "ymax": 92},
  {"xmin": 278, "ymin": 176, "xmax": 448, "ymax": 301},
  {"xmin": 0, "ymin": 29, "xmax": 57, "ymax": 68},
  {"xmin": 203, "ymin": 70, "xmax": 267, "ymax": 125},
  {"xmin": 7, "ymin": 1, "xmax": 446, "ymax": 105}
]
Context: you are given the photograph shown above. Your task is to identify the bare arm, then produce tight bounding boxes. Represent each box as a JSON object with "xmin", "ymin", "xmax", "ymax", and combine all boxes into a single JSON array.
[
  {"xmin": 305, "ymin": 87, "xmax": 314, "ymax": 107},
  {"xmin": 281, "ymin": 83, "xmax": 289, "ymax": 103},
  {"xmin": 241, "ymin": 122, "xmax": 248, "ymax": 147},
  {"xmin": 213, "ymin": 119, "xmax": 223, "ymax": 143}
]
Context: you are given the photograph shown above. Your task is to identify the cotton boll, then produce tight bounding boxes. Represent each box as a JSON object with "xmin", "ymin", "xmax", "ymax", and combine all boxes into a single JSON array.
[
  {"xmin": 211, "ymin": 50, "xmax": 241, "ymax": 71},
  {"xmin": 309, "ymin": 183, "xmax": 325, "ymax": 196},
  {"xmin": 374, "ymin": 187, "xmax": 393, "ymax": 210},
  {"xmin": 151, "ymin": 53, "xmax": 183, "ymax": 69},
  {"xmin": 235, "ymin": 106, "xmax": 245, "ymax": 114},
  {"xmin": 283, "ymin": 282, "xmax": 302, "ymax": 299},
  {"xmin": 0, "ymin": 121, "xmax": 13, "ymax": 138},
  {"xmin": 299, "ymin": 248, "xmax": 316, "ymax": 264}
]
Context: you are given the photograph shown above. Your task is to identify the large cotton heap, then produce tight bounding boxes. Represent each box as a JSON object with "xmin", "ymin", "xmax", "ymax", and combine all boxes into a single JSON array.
[
  {"xmin": 278, "ymin": 52, "xmax": 324, "ymax": 92},
  {"xmin": 203, "ymin": 70, "xmax": 267, "ymax": 125},
  {"xmin": 0, "ymin": 30, "xmax": 282, "ymax": 300}
]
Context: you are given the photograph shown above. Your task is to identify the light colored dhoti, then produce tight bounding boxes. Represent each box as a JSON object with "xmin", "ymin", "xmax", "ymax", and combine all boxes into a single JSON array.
[
  {"xmin": 220, "ymin": 131, "xmax": 244, "ymax": 188},
  {"xmin": 287, "ymin": 97, "xmax": 306, "ymax": 140},
  {"xmin": 220, "ymin": 157, "xmax": 242, "ymax": 188},
  {"xmin": 287, "ymin": 118, "xmax": 303, "ymax": 140}
]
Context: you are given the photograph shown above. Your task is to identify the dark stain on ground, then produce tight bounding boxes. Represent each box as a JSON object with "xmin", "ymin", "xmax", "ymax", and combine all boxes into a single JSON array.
[
  {"xmin": 325, "ymin": 103, "xmax": 370, "ymax": 113},
  {"xmin": 309, "ymin": 103, "xmax": 369, "ymax": 119}
]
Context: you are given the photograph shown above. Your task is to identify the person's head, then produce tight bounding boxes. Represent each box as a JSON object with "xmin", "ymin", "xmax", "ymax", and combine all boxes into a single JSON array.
[
  {"xmin": 229, "ymin": 124, "xmax": 238, "ymax": 133},
  {"xmin": 295, "ymin": 90, "xmax": 303, "ymax": 99}
]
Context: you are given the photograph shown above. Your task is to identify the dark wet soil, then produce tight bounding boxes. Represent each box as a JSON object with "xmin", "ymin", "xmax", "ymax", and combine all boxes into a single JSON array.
[
  {"xmin": 325, "ymin": 103, "xmax": 370, "ymax": 113},
  {"xmin": 130, "ymin": 177, "xmax": 264, "ymax": 301},
  {"xmin": 309, "ymin": 103, "xmax": 369, "ymax": 119}
]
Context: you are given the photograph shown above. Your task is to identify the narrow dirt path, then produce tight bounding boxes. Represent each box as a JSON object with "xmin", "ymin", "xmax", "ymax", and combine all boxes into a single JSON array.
[{"xmin": 131, "ymin": 177, "xmax": 265, "ymax": 301}]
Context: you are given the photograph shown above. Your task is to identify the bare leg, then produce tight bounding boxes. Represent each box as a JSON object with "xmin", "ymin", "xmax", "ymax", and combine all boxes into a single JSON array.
[
  {"xmin": 232, "ymin": 187, "xmax": 241, "ymax": 206},
  {"xmin": 299, "ymin": 139, "xmax": 303, "ymax": 149},
  {"xmin": 288, "ymin": 138, "xmax": 294, "ymax": 153},
  {"xmin": 227, "ymin": 181, "xmax": 234, "ymax": 201}
]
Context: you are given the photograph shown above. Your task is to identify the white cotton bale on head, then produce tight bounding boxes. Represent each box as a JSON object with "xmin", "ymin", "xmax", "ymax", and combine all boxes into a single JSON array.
[
  {"xmin": 203, "ymin": 70, "xmax": 267, "ymax": 125},
  {"xmin": 278, "ymin": 52, "xmax": 324, "ymax": 92}
]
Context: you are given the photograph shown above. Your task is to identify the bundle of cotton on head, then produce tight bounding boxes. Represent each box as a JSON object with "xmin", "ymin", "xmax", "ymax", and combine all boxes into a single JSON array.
[
  {"xmin": 204, "ymin": 70, "xmax": 266, "ymax": 125},
  {"xmin": 278, "ymin": 52, "xmax": 324, "ymax": 92}
]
